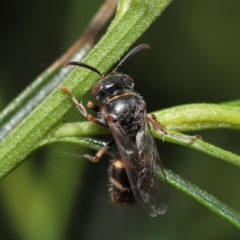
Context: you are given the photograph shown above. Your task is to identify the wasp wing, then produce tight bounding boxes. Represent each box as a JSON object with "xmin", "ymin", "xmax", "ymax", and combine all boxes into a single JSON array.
[{"xmin": 108, "ymin": 114, "xmax": 168, "ymax": 217}]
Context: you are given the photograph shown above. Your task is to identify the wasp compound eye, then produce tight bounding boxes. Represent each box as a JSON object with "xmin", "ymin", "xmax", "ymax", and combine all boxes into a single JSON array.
[{"xmin": 91, "ymin": 81, "xmax": 101, "ymax": 98}]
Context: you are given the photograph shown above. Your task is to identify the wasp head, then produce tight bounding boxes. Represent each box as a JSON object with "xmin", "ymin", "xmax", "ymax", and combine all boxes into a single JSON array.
[{"xmin": 91, "ymin": 73, "xmax": 134, "ymax": 104}]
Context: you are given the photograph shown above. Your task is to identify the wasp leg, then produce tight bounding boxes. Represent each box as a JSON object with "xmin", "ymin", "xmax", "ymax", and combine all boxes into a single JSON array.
[
  {"xmin": 87, "ymin": 101, "xmax": 101, "ymax": 112},
  {"xmin": 148, "ymin": 113, "xmax": 167, "ymax": 135},
  {"xmin": 147, "ymin": 113, "xmax": 201, "ymax": 141},
  {"xmin": 60, "ymin": 86, "xmax": 107, "ymax": 127},
  {"xmin": 80, "ymin": 139, "xmax": 115, "ymax": 162}
]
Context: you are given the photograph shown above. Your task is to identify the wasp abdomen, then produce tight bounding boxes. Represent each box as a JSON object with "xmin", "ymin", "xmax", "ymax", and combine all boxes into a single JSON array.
[{"xmin": 109, "ymin": 157, "xmax": 136, "ymax": 206}]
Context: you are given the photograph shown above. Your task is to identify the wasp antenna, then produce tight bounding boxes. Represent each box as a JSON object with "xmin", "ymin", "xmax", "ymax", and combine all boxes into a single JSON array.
[
  {"xmin": 114, "ymin": 44, "xmax": 151, "ymax": 72},
  {"xmin": 65, "ymin": 61, "xmax": 104, "ymax": 78}
]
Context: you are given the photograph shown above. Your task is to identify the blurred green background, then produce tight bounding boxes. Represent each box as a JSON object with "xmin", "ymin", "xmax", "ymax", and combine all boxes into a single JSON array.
[{"xmin": 1, "ymin": 0, "xmax": 240, "ymax": 239}]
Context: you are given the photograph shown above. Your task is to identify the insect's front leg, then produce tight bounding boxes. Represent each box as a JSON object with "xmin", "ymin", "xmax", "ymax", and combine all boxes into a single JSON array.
[
  {"xmin": 87, "ymin": 101, "xmax": 102, "ymax": 112},
  {"xmin": 80, "ymin": 139, "xmax": 115, "ymax": 162},
  {"xmin": 60, "ymin": 86, "xmax": 107, "ymax": 127},
  {"xmin": 147, "ymin": 113, "xmax": 201, "ymax": 141}
]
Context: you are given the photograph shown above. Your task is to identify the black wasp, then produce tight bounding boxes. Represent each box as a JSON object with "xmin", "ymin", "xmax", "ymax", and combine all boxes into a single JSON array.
[{"xmin": 61, "ymin": 44, "xmax": 169, "ymax": 217}]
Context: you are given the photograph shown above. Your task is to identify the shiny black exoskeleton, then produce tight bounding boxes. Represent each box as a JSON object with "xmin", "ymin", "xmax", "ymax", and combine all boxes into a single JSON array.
[
  {"xmin": 95, "ymin": 75, "xmax": 145, "ymax": 140},
  {"xmin": 61, "ymin": 44, "xmax": 169, "ymax": 217}
]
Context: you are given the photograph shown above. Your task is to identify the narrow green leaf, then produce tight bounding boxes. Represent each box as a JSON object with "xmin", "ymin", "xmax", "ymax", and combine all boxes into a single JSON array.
[
  {"xmin": 154, "ymin": 103, "xmax": 240, "ymax": 132},
  {"xmin": 0, "ymin": 0, "xmax": 173, "ymax": 180},
  {"xmin": 152, "ymin": 130, "xmax": 240, "ymax": 167},
  {"xmin": 41, "ymin": 135, "xmax": 240, "ymax": 229},
  {"xmin": 166, "ymin": 169, "xmax": 240, "ymax": 229}
]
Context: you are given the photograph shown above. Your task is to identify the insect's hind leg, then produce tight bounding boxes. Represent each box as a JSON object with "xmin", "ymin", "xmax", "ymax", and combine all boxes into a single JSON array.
[
  {"xmin": 80, "ymin": 139, "xmax": 115, "ymax": 162},
  {"xmin": 147, "ymin": 113, "xmax": 201, "ymax": 141}
]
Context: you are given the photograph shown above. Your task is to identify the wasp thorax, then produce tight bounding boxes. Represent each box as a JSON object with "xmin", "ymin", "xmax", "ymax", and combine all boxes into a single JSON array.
[{"xmin": 91, "ymin": 73, "xmax": 134, "ymax": 104}]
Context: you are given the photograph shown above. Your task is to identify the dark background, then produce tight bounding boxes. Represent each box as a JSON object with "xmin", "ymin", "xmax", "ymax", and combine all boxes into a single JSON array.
[{"xmin": 0, "ymin": 0, "xmax": 240, "ymax": 239}]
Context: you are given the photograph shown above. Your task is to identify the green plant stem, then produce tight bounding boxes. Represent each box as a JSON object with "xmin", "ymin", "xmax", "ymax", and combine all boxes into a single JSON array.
[
  {"xmin": 0, "ymin": 0, "xmax": 172, "ymax": 180},
  {"xmin": 40, "ymin": 135, "xmax": 240, "ymax": 228},
  {"xmin": 0, "ymin": 47, "xmax": 90, "ymax": 141},
  {"xmin": 40, "ymin": 101, "xmax": 240, "ymax": 167},
  {"xmin": 165, "ymin": 170, "xmax": 240, "ymax": 229},
  {"xmin": 41, "ymin": 122, "xmax": 240, "ymax": 167},
  {"xmin": 154, "ymin": 103, "xmax": 240, "ymax": 132}
]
